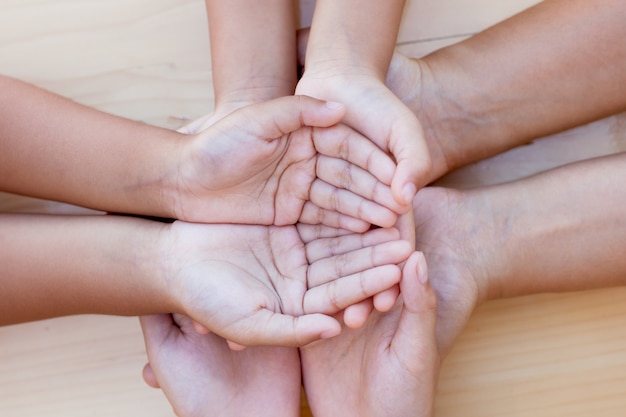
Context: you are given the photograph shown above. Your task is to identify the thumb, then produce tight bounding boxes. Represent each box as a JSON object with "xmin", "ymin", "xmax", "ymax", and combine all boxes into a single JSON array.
[
  {"xmin": 389, "ymin": 112, "xmax": 431, "ymax": 206},
  {"xmin": 222, "ymin": 310, "xmax": 342, "ymax": 348},
  {"xmin": 391, "ymin": 252, "xmax": 438, "ymax": 363},
  {"xmin": 222, "ymin": 95, "xmax": 346, "ymax": 141},
  {"xmin": 139, "ymin": 314, "xmax": 176, "ymax": 389}
]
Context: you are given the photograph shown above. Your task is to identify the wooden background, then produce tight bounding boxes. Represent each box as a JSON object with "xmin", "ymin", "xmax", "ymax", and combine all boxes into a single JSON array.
[{"xmin": 1, "ymin": 0, "xmax": 626, "ymax": 415}]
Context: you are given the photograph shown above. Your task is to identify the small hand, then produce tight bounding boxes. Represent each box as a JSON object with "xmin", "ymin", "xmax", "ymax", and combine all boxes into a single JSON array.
[
  {"xmin": 170, "ymin": 95, "xmax": 406, "ymax": 231},
  {"xmin": 296, "ymin": 73, "xmax": 432, "ymax": 207},
  {"xmin": 164, "ymin": 221, "xmax": 412, "ymax": 347},
  {"xmin": 301, "ymin": 252, "xmax": 440, "ymax": 417},
  {"xmin": 140, "ymin": 313, "xmax": 300, "ymax": 417}
]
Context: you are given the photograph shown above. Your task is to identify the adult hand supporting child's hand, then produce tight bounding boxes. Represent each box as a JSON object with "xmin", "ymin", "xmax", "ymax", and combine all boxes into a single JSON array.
[
  {"xmin": 165, "ymin": 95, "xmax": 406, "ymax": 231},
  {"xmin": 301, "ymin": 252, "xmax": 440, "ymax": 417}
]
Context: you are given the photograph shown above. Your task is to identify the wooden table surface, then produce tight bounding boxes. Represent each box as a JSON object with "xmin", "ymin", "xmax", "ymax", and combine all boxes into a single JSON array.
[{"xmin": 2, "ymin": 1, "xmax": 626, "ymax": 416}]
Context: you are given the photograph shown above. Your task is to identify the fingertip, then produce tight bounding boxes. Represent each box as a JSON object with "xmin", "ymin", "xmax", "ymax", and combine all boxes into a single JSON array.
[
  {"xmin": 373, "ymin": 285, "xmax": 400, "ymax": 312},
  {"xmin": 227, "ymin": 340, "xmax": 248, "ymax": 351},
  {"xmin": 142, "ymin": 363, "xmax": 160, "ymax": 389},
  {"xmin": 192, "ymin": 320, "xmax": 211, "ymax": 335},
  {"xmin": 402, "ymin": 183, "xmax": 417, "ymax": 206},
  {"xmin": 343, "ymin": 299, "xmax": 374, "ymax": 328}
]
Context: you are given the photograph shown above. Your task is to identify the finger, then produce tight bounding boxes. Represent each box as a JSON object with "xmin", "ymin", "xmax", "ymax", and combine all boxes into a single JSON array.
[
  {"xmin": 305, "ymin": 227, "xmax": 401, "ymax": 262},
  {"xmin": 392, "ymin": 252, "xmax": 438, "ymax": 361},
  {"xmin": 141, "ymin": 363, "xmax": 160, "ymax": 389},
  {"xmin": 308, "ymin": 240, "xmax": 412, "ymax": 287},
  {"xmin": 309, "ymin": 180, "xmax": 398, "ymax": 228},
  {"xmin": 226, "ymin": 340, "xmax": 248, "ymax": 351},
  {"xmin": 316, "ymin": 155, "xmax": 407, "ymax": 214},
  {"xmin": 303, "ymin": 264, "xmax": 402, "ymax": 314},
  {"xmin": 192, "ymin": 320, "xmax": 211, "ymax": 335},
  {"xmin": 296, "ymin": 223, "xmax": 354, "ymax": 244},
  {"xmin": 388, "ymin": 113, "xmax": 432, "ymax": 206},
  {"xmin": 373, "ymin": 284, "xmax": 400, "ymax": 312},
  {"xmin": 299, "ymin": 200, "xmax": 371, "ymax": 233},
  {"xmin": 220, "ymin": 96, "xmax": 347, "ymax": 140},
  {"xmin": 312, "ymin": 124, "xmax": 396, "ymax": 185},
  {"xmin": 343, "ymin": 299, "xmax": 374, "ymax": 329},
  {"xmin": 222, "ymin": 310, "xmax": 342, "ymax": 347}
]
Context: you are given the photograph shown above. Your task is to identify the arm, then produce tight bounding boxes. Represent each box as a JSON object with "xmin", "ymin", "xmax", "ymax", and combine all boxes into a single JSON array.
[
  {"xmin": 387, "ymin": 0, "xmax": 626, "ymax": 180},
  {"xmin": 303, "ymin": 0, "xmax": 404, "ymax": 80},
  {"xmin": 0, "ymin": 80, "xmax": 403, "ymax": 229},
  {"xmin": 410, "ymin": 152, "xmax": 626, "ymax": 355},
  {"xmin": 0, "ymin": 212, "xmax": 411, "ymax": 346},
  {"xmin": 205, "ymin": 0, "xmax": 297, "ymax": 116},
  {"xmin": 0, "ymin": 75, "xmax": 181, "ymax": 217},
  {"xmin": 0, "ymin": 214, "xmax": 173, "ymax": 324}
]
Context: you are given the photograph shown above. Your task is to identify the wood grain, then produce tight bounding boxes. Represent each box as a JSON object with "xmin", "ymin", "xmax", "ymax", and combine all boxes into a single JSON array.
[{"xmin": 1, "ymin": 0, "xmax": 625, "ymax": 415}]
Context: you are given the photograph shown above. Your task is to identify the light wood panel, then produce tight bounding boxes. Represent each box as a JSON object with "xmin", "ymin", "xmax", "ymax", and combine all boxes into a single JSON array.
[{"xmin": 1, "ymin": 0, "xmax": 625, "ymax": 416}]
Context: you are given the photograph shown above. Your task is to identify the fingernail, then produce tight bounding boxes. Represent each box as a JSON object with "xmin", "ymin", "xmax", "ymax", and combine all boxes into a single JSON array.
[
  {"xmin": 417, "ymin": 254, "xmax": 428, "ymax": 284},
  {"xmin": 325, "ymin": 101, "xmax": 344, "ymax": 110},
  {"xmin": 403, "ymin": 183, "xmax": 417, "ymax": 205}
]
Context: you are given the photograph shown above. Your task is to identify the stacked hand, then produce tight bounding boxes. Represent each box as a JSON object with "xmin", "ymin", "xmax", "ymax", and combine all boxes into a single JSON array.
[
  {"xmin": 142, "ymin": 75, "xmax": 435, "ymax": 416},
  {"xmin": 166, "ymin": 95, "xmax": 406, "ymax": 231}
]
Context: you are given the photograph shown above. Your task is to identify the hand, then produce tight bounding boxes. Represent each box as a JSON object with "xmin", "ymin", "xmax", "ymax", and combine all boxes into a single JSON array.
[
  {"xmin": 412, "ymin": 186, "xmax": 486, "ymax": 355},
  {"xmin": 168, "ymin": 95, "xmax": 406, "ymax": 231},
  {"xmin": 140, "ymin": 313, "xmax": 300, "ymax": 417},
  {"xmin": 163, "ymin": 221, "xmax": 412, "ymax": 347},
  {"xmin": 300, "ymin": 252, "xmax": 440, "ymax": 417},
  {"xmin": 296, "ymin": 71, "xmax": 432, "ymax": 208}
]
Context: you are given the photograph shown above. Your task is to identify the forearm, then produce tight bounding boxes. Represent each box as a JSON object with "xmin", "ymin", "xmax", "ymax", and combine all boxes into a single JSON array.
[
  {"xmin": 0, "ymin": 75, "xmax": 182, "ymax": 216},
  {"xmin": 0, "ymin": 214, "xmax": 173, "ymax": 324},
  {"xmin": 420, "ymin": 0, "xmax": 626, "ymax": 175},
  {"xmin": 206, "ymin": 0, "xmax": 297, "ymax": 107},
  {"xmin": 304, "ymin": 0, "xmax": 406, "ymax": 79},
  {"xmin": 479, "ymin": 152, "xmax": 626, "ymax": 300}
]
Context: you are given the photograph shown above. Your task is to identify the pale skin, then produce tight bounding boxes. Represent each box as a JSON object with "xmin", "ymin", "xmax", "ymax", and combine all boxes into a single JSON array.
[
  {"xmin": 141, "ymin": 251, "xmax": 438, "ymax": 417},
  {"xmin": 298, "ymin": 0, "xmax": 626, "ymax": 414},
  {"xmin": 141, "ymin": 1, "xmax": 626, "ymax": 415},
  {"xmin": 200, "ymin": 0, "xmax": 431, "ymax": 207},
  {"xmin": 0, "ymin": 78, "xmax": 405, "ymax": 230},
  {"xmin": 297, "ymin": 0, "xmax": 431, "ymax": 206},
  {"xmin": 183, "ymin": 0, "xmax": 297, "ymax": 133},
  {"xmin": 141, "ymin": 313, "xmax": 302, "ymax": 417},
  {"xmin": 301, "ymin": 152, "xmax": 626, "ymax": 417},
  {"xmin": 385, "ymin": 0, "xmax": 626, "ymax": 181},
  {"xmin": 0, "ymin": 212, "xmax": 411, "ymax": 347}
]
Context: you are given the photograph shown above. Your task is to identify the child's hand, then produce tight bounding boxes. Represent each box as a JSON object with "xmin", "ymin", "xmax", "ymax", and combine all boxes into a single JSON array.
[
  {"xmin": 167, "ymin": 95, "xmax": 406, "ymax": 231},
  {"xmin": 140, "ymin": 313, "xmax": 301, "ymax": 417},
  {"xmin": 296, "ymin": 73, "xmax": 432, "ymax": 207},
  {"xmin": 162, "ymin": 221, "xmax": 412, "ymax": 348}
]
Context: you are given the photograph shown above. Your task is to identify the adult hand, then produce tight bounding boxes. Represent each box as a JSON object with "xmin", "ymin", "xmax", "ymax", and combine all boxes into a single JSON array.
[
  {"xmin": 301, "ymin": 252, "xmax": 440, "ymax": 417},
  {"xmin": 140, "ymin": 313, "xmax": 300, "ymax": 417}
]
